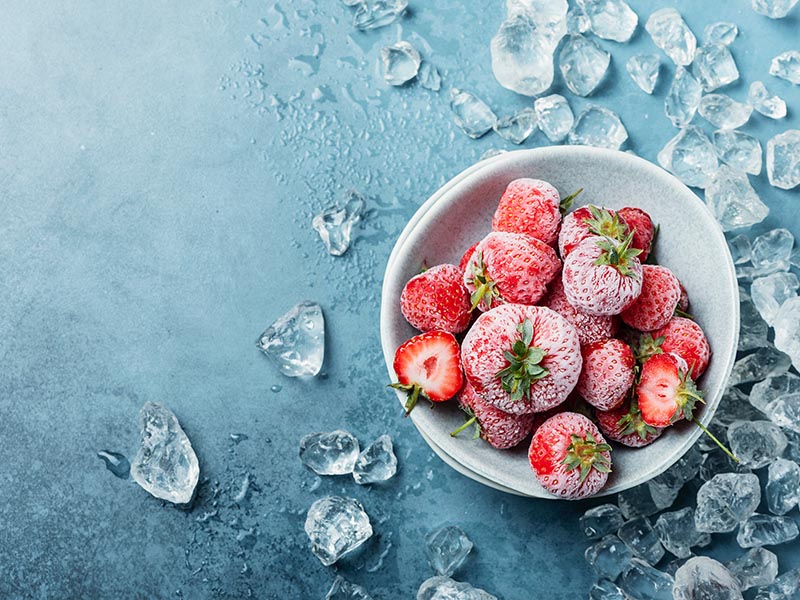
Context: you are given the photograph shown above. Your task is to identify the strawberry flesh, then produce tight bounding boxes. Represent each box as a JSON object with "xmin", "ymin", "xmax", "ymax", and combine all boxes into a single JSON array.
[{"xmin": 637, "ymin": 353, "xmax": 703, "ymax": 427}]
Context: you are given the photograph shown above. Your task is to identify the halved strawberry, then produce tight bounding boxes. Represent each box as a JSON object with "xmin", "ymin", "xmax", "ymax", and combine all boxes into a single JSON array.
[
  {"xmin": 390, "ymin": 331, "xmax": 463, "ymax": 416},
  {"xmin": 636, "ymin": 353, "xmax": 703, "ymax": 427}
]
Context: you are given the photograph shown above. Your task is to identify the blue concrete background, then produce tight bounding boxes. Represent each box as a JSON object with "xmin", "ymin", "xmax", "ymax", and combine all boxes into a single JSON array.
[{"xmin": 1, "ymin": 0, "xmax": 798, "ymax": 598}]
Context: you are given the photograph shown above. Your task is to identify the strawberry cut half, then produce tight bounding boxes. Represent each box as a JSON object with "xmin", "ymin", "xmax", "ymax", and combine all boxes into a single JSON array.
[
  {"xmin": 636, "ymin": 353, "xmax": 704, "ymax": 427},
  {"xmin": 390, "ymin": 330, "xmax": 463, "ymax": 416}
]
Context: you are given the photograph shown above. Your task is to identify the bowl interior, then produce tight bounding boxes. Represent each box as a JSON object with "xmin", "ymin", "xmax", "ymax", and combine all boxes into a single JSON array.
[{"xmin": 380, "ymin": 147, "xmax": 739, "ymax": 498}]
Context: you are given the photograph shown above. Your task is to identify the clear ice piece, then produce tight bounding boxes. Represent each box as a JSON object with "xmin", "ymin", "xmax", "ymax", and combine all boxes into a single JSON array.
[
  {"xmin": 417, "ymin": 62, "xmax": 442, "ymax": 91},
  {"xmin": 730, "ymin": 346, "xmax": 791, "ymax": 386},
  {"xmin": 703, "ymin": 22, "xmax": 738, "ymax": 45},
  {"xmin": 534, "ymin": 94, "xmax": 573, "ymax": 142},
  {"xmin": 673, "ymin": 557, "xmax": 743, "ymax": 600},
  {"xmin": 748, "ymin": 81, "xmax": 787, "ymax": 119},
  {"xmin": 416, "ymin": 576, "xmax": 497, "ymax": 600},
  {"xmin": 657, "ymin": 126, "xmax": 717, "ymax": 188},
  {"xmin": 699, "ymin": 447, "xmax": 749, "ymax": 481},
  {"xmin": 714, "ymin": 386, "xmax": 765, "ymax": 427},
  {"xmin": 752, "ymin": 229, "xmax": 794, "ymax": 274},
  {"xmin": 590, "ymin": 579, "xmax": 628, "ymax": 600},
  {"xmin": 585, "ymin": 535, "xmax": 633, "ymax": 580},
  {"xmin": 352, "ymin": 434, "xmax": 397, "ymax": 484},
  {"xmin": 693, "ymin": 44, "xmax": 739, "ymax": 91},
  {"xmin": 380, "ymin": 41, "xmax": 420, "ymax": 86},
  {"xmin": 300, "ymin": 430, "xmax": 360, "ymax": 475},
  {"xmin": 740, "ymin": 294, "xmax": 770, "ymax": 351},
  {"xmin": 618, "ymin": 484, "xmax": 660, "ymax": 519},
  {"xmin": 425, "ymin": 525, "xmax": 473, "ymax": 577},
  {"xmin": 728, "ymin": 234, "xmax": 752, "ymax": 264},
  {"xmin": 449, "ymin": 88, "xmax": 497, "ymax": 139},
  {"xmin": 627, "ymin": 54, "xmax": 660, "ymax": 94},
  {"xmin": 313, "ymin": 191, "xmax": 365, "ymax": 256},
  {"xmin": 648, "ymin": 445, "xmax": 703, "ymax": 508},
  {"xmin": 304, "ymin": 496, "xmax": 373, "ymax": 566},
  {"xmin": 714, "ymin": 130, "xmax": 762, "ymax": 175},
  {"xmin": 750, "ymin": 373, "xmax": 800, "ymax": 411},
  {"xmin": 620, "ymin": 558, "xmax": 675, "ymax": 600},
  {"xmin": 257, "ymin": 302, "xmax": 325, "ymax": 377},
  {"xmin": 645, "ymin": 8, "xmax": 697, "ymax": 66},
  {"xmin": 737, "ymin": 514, "xmax": 800, "ymax": 548},
  {"xmin": 568, "ymin": 105, "xmax": 627, "ymax": 149},
  {"xmin": 665, "ymin": 67, "xmax": 703, "ymax": 127},
  {"xmin": 326, "ymin": 576, "xmax": 374, "ymax": 600},
  {"xmin": 727, "ymin": 420, "xmax": 788, "ymax": 469},
  {"xmin": 752, "ymin": 0, "xmax": 800, "ymax": 18},
  {"xmin": 654, "ymin": 508, "xmax": 711, "ymax": 559},
  {"xmin": 766, "ymin": 459, "xmax": 800, "ymax": 515},
  {"xmin": 753, "ymin": 567, "xmax": 800, "ymax": 600},
  {"xmin": 580, "ymin": 504, "xmax": 626, "ymax": 539},
  {"xmin": 727, "ymin": 548, "xmax": 779, "ymax": 591},
  {"xmin": 493, "ymin": 107, "xmax": 537, "ymax": 144},
  {"xmin": 704, "ymin": 166, "xmax": 768, "ymax": 231},
  {"xmin": 695, "ymin": 473, "xmax": 761, "ymax": 533},
  {"xmin": 353, "ymin": 0, "xmax": 407, "ymax": 30},
  {"xmin": 617, "ymin": 517, "xmax": 665, "ymax": 565},
  {"xmin": 751, "ymin": 273, "xmax": 798, "ymax": 325},
  {"xmin": 766, "ymin": 130, "xmax": 800, "ymax": 190},
  {"xmin": 770, "ymin": 51, "xmax": 800, "ymax": 84},
  {"xmin": 558, "ymin": 34, "xmax": 610, "ymax": 96},
  {"xmin": 567, "ymin": 6, "xmax": 591, "ymax": 34},
  {"xmin": 577, "ymin": 0, "xmax": 638, "ymax": 42},
  {"xmin": 698, "ymin": 94, "xmax": 752, "ymax": 129},
  {"xmin": 774, "ymin": 297, "xmax": 800, "ymax": 371},
  {"xmin": 130, "ymin": 402, "xmax": 199, "ymax": 505},
  {"xmin": 766, "ymin": 393, "xmax": 800, "ymax": 432}
]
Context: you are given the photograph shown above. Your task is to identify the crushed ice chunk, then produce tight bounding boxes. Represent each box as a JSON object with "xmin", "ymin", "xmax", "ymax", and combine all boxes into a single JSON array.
[
  {"xmin": 326, "ymin": 576, "xmax": 374, "ymax": 600},
  {"xmin": 577, "ymin": 0, "xmax": 638, "ymax": 42},
  {"xmin": 305, "ymin": 496, "xmax": 373, "ymax": 566},
  {"xmin": 449, "ymin": 88, "xmax": 496, "ymax": 139},
  {"xmin": 752, "ymin": 0, "xmax": 800, "ymax": 18},
  {"xmin": 698, "ymin": 94, "xmax": 752, "ymax": 129},
  {"xmin": 558, "ymin": 34, "xmax": 610, "ymax": 96},
  {"xmin": 714, "ymin": 386, "xmax": 765, "ymax": 427},
  {"xmin": 766, "ymin": 459, "xmax": 800, "ymax": 515},
  {"xmin": 753, "ymin": 567, "xmax": 800, "ymax": 600},
  {"xmin": 645, "ymin": 8, "xmax": 697, "ymax": 66},
  {"xmin": 590, "ymin": 579, "xmax": 629, "ymax": 600},
  {"xmin": 534, "ymin": 94, "xmax": 574, "ymax": 142},
  {"xmin": 766, "ymin": 130, "xmax": 800, "ymax": 190},
  {"xmin": 353, "ymin": 434, "xmax": 397, "ymax": 484},
  {"xmin": 353, "ymin": 0, "xmax": 407, "ymax": 30},
  {"xmin": 728, "ymin": 234, "xmax": 752, "ymax": 264},
  {"xmin": 654, "ymin": 508, "xmax": 711, "ymax": 559},
  {"xmin": 740, "ymin": 293, "xmax": 770, "ymax": 351},
  {"xmin": 665, "ymin": 67, "xmax": 703, "ymax": 127},
  {"xmin": 425, "ymin": 525, "xmax": 473, "ymax": 577},
  {"xmin": 300, "ymin": 431, "xmax": 360, "ymax": 475},
  {"xmin": 581, "ymin": 504, "xmax": 626, "ymax": 539},
  {"xmin": 312, "ymin": 191, "xmax": 365, "ymax": 256},
  {"xmin": 380, "ymin": 41, "xmax": 421, "ymax": 86},
  {"xmin": 567, "ymin": 6, "xmax": 591, "ymax": 34},
  {"xmin": 704, "ymin": 166, "xmax": 768, "ymax": 231},
  {"xmin": 727, "ymin": 420, "xmax": 788, "ymax": 469},
  {"xmin": 257, "ymin": 302, "xmax": 325, "ymax": 377},
  {"xmin": 585, "ymin": 535, "xmax": 633, "ymax": 580},
  {"xmin": 493, "ymin": 107, "xmax": 537, "ymax": 144},
  {"xmin": 417, "ymin": 62, "xmax": 442, "ymax": 91},
  {"xmin": 130, "ymin": 402, "xmax": 199, "ymax": 505},
  {"xmin": 648, "ymin": 446, "xmax": 702, "ymax": 508},
  {"xmin": 699, "ymin": 447, "xmax": 749, "ymax": 480},
  {"xmin": 751, "ymin": 272, "xmax": 798, "ymax": 325},
  {"xmin": 657, "ymin": 126, "xmax": 717, "ymax": 189},
  {"xmin": 417, "ymin": 576, "xmax": 497, "ymax": 600},
  {"xmin": 748, "ymin": 81, "xmax": 787, "ymax": 119},
  {"xmin": 774, "ymin": 297, "xmax": 800, "ymax": 371},
  {"xmin": 727, "ymin": 548, "xmax": 779, "ymax": 591},
  {"xmin": 617, "ymin": 517, "xmax": 665, "ymax": 565},
  {"xmin": 737, "ymin": 514, "xmax": 800, "ymax": 548},
  {"xmin": 703, "ymin": 22, "xmax": 738, "ymax": 46},
  {"xmin": 627, "ymin": 54, "xmax": 660, "ymax": 94},
  {"xmin": 673, "ymin": 557, "xmax": 743, "ymax": 600},
  {"xmin": 765, "ymin": 393, "xmax": 800, "ymax": 432},
  {"xmin": 618, "ymin": 484, "xmax": 660, "ymax": 519},
  {"xmin": 730, "ymin": 346, "xmax": 792, "ymax": 386},
  {"xmin": 713, "ymin": 130, "xmax": 762, "ymax": 175},
  {"xmin": 568, "ymin": 105, "xmax": 627, "ymax": 149},
  {"xmin": 695, "ymin": 473, "xmax": 761, "ymax": 533},
  {"xmin": 693, "ymin": 44, "xmax": 739, "ymax": 91},
  {"xmin": 750, "ymin": 373, "xmax": 800, "ymax": 411},
  {"xmin": 752, "ymin": 228, "xmax": 794, "ymax": 274},
  {"xmin": 620, "ymin": 558, "xmax": 674, "ymax": 600},
  {"xmin": 770, "ymin": 51, "xmax": 800, "ymax": 84}
]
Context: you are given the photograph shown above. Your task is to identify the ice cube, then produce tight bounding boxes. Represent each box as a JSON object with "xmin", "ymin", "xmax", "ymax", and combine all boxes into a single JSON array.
[
  {"xmin": 767, "ymin": 392, "xmax": 800, "ymax": 433},
  {"xmin": 730, "ymin": 346, "xmax": 792, "ymax": 386},
  {"xmin": 577, "ymin": 0, "xmax": 638, "ymax": 42},
  {"xmin": 766, "ymin": 130, "xmax": 800, "ymax": 190},
  {"xmin": 257, "ymin": 302, "xmax": 325, "ymax": 377},
  {"xmin": 703, "ymin": 22, "xmax": 738, "ymax": 46},
  {"xmin": 654, "ymin": 508, "xmax": 711, "ymax": 559},
  {"xmin": 752, "ymin": 229, "xmax": 795, "ymax": 272},
  {"xmin": 130, "ymin": 402, "xmax": 199, "ymax": 505},
  {"xmin": 618, "ymin": 484, "xmax": 661, "ymax": 519},
  {"xmin": 585, "ymin": 535, "xmax": 633, "ymax": 580},
  {"xmin": 305, "ymin": 496, "xmax": 373, "ymax": 566},
  {"xmin": 590, "ymin": 580, "xmax": 629, "ymax": 600},
  {"xmin": 699, "ymin": 447, "xmax": 749, "ymax": 481},
  {"xmin": 774, "ymin": 297, "xmax": 800, "ymax": 370},
  {"xmin": 753, "ymin": 567, "xmax": 800, "ymax": 600},
  {"xmin": 417, "ymin": 62, "xmax": 442, "ymax": 91},
  {"xmin": 751, "ymin": 273, "xmax": 798, "ymax": 325},
  {"xmin": 97, "ymin": 450, "xmax": 130, "ymax": 479},
  {"xmin": 506, "ymin": 0, "xmax": 569, "ymax": 46},
  {"xmin": 425, "ymin": 525, "xmax": 473, "ymax": 577},
  {"xmin": 752, "ymin": 0, "xmax": 800, "ymax": 18},
  {"xmin": 698, "ymin": 94, "xmax": 752, "ymax": 129},
  {"xmin": 617, "ymin": 517, "xmax": 665, "ymax": 565},
  {"xmin": 568, "ymin": 105, "xmax": 627, "ymax": 149},
  {"xmin": 695, "ymin": 473, "xmax": 761, "ymax": 533},
  {"xmin": 727, "ymin": 420, "xmax": 788, "ymax": 469},
  {"xmin": 558, "ymin": 35, "xmax": 610, "ymax": 96},
  {"xmin": 766, "ymin": 458, "xmax": 800, "ymax": 515},
  {"xmin": 713, "ymin": 130, "xmax": 762, "ymax": 175},
  {"xmin": 380, "ymin": 41, "xmax": 421, "ymax": 86},
  {"xmin": 770, "ymin": 51, "xmax": 800, "ymax": 84},
  {"xmin": 750, "ymin": 374, "xmax": 800, "ymax": 411},
  {"xmin": 658, "ymin": 126, "xmax": 717, "ymax": 189},
  {"xmin": 728, "ymin": 234, "xmax": 752, "ymax": 264},
  {"xmin": 714, "ymin": 387, "xmax": 765, "ymax": 427},
  {"xmin": 673, "ymin": 557, "xmax": 743, "ymax": 600},
  {"xmin": 748, "ymin": 81, "xmax": 787, "ymax": 119},
  {"xmin": 492, "ymin": 107, "xmax": 537, "ymax": 144},
  {"xmin": 646, "ymin": 8, "xmax": 696, "ymax": 66},
  {"xmin": 665, "ymin": 68, "xmax": 703, "ymax": 127},
  {"xmin": 739, "ymin": 293, "xmax": 770, "ymax": 351},
  {"xmin": 326, "ymin": 576, "xmax": 374, "ymax": 600},
  {"xmin": 627, "ymin": 54, "xmax": 660, "ymax": 94},
  {"xmin": 727, "ymin": 548, "xmax": 779, "ymax": 591},
  {"xmin": 416, "ymin": 576, "xmax": 497, "ymax": 600},
  {"xmin": 352, "ymin": 434, "xmax": 397, "ymax": 484},
  {"xmin": 353, "ymin": 0, "xmax": 407, "ymax": 30},
  {"xmin": 300, "ymin": 431, "xmax": 360, "ymax": 475},
  {"xmin": 737, "ymin": 514, "xmax": 800, "ymax": 548},
  {"xmin": 312, "ymin": 191, "xmax": 365, "ymax": 257},
  {"xmin": 580, "ymin": 503, "xmax": 626, "ymax": 539},
  {"xmin": 648, "ymin": 445, "xmax": 703, "ymax": 508},
  {"xmin": 620, "ymin": 558, "xmax": 675, "ymax": 600},
  {"xmin": 534, "ymin": 94, "xmax": 574, "ymax": 142},
  {"xmin": 693, "ymin": 44, "xmax": 739, "ymax": 91},
  {"xmin": 704, "ymin": 167, "xmax": 768, "ymax": 231},
  {"xmin": 449, "ymin": 88, "xmax": 497, "ymax": 139},
  {"xmin": 567, "ymin": 6, "xmax": 591, "ymax": 33}
]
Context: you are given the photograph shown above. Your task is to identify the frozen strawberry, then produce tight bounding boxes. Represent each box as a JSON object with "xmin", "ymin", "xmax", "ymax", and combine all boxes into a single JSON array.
[
  {"xmin": 676, "ymin": 282, "xmax": 690, "ymax": 315},
  {"xmin": 451, "ymin": 380, "xmax": 535, "ymax": 449},
  {"xmin": 390, "ymin": 331, "xmax": 463, "ymax": 416},
  {"xmin": 636, "ymin": 353, "xmax": 703, "ymax": 427},
  {"xmin": 458, "ymin": 242, "xmax": 480, "ymax": 273},
  {"xmin": 492, "ymin": 179, "xmax": 580, "ymax": 246},
  {"xmin": 617, "ymin": 207, "xmax": 655, "ymax": 263},
  {"xmin": 620, "ymin": 265, "xmax": 681, "ymax": 332},
  {"xmin": 461, "ymin": 304, "xmax": 581, "ymax": 415},
  {"xmin": 562, "ymin": 234, "xmax": 643, "ymax": 316},
  {"xmin": 559, "ymin": 205, "xmax": 628, "ymax": 258},
  {"xmin": 576, "ymin": 338, "xmax": 635, "ymax": 411},
  {"xmin": 654, "ymin": 316, "xmax": 711, "ymax": 378},
  {"xmin": 528, "ymin": 412, "xmax": 612, "ymax": 499},
  {"xmin": 596, "ymin": 398, "xmax": 662, "ymax": 448},
  {"xmin": 400, "ymin": 264, "xmax": 472, "ymax": 334},
  {"xmin": 464, "ymin": 232, "xmax": 561, "ymax": 312},
  {"xmin": 543, "ymin": 278, "xmax": 619, "ymax": 345}
]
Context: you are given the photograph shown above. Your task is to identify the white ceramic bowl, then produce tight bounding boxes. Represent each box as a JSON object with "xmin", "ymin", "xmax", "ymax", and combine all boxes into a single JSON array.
[{"xmin": 381, "ymin": 147, "xmax": 739, "ymax": 499}]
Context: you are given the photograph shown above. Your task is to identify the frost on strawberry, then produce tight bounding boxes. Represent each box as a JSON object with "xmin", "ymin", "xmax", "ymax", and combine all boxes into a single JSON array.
[
  {"xmin": 542, "ymin": 278, "xmax": 619, "ymax": 346},
  {"xmin": 400, "ymin": 263, "xmax": 472, "ymax": 334},
  {"xmin": 621, "ymin": 264, "xmax": 682, "ymax": 332},
  {"xmin": 577, "ymin": 338, "xmax": 635, "ymax": 411},
  {"xmin": 617, "ymin": 207, "xmax": 655, "ymax": 263},
  {"xmin": 451, "ymin": 380, "xmax": 535, "ymax": 450},
  {"xmin": 596, "ymin": 398, "xmax": 662, "ymax": 448},
  {"xmin": 654, "ymin": 316, "xmax": 711, "ymax": 378},
  {"xmin": 559, "ymin": 205, "xmax": 629, "ymax": 258}
]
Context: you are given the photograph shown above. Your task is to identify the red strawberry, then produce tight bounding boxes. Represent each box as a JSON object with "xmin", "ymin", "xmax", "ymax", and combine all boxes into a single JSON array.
[
  {"xmin": 596, "ymin": 398, "xmax": 662, "ymax": 448},
  {"xmin": 461, "ymin": 304, "xmax": 581, "ymax": 414},
  {"xmin": 400, "ymin": 264, "xmax": 472, "ymax": 334},
  {"xmin": 576, "ymin": 338, "xmax": 635, "ymax": 411},
  {"xmin": 528, "ymin": 412, "xmax": 612, "ymax": 499},
  {"xmin": 492, "ymin": 179, "xmax": 579, "ymax": 246},
  {"xmin": 559, "ymin": 205, "xmax": 629, "ymax": 258},
  {"xmin": 620, "ymin": 265, "xmax": 681, "ymax": 331},
  {"xmin": 542, "ymin": 278, "xmax": 619, "ymax": 345},
  {"xmin": 464, "ymin": 232, "xmax": 561, "ymax": 312},
  {"xmin": 391, "ymin": 331, "xmax": 463, "ymax": 416},
  {"xmin": 451, "ymin": 380, "xmax": 534, "ymax": 450},
  {"xmin": 636, "ymin": 353, "xmax": 703, "ymax": 427},
  {"xmin": 654, "ymin": 316, "xmax": 711, "ymax": 378},
  {"xmin": 458, "ymin": 242, "xmax": 480, "ymax": 273},
  {"xmin": 617, "ymin": 207, "xmax": 655, "ymax": 263},
  {"xmin": 562, "ymin": 234, "xmax": 643, "ymax": 316}
]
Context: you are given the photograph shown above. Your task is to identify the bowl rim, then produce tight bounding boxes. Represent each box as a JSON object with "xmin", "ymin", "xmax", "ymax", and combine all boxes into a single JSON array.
[{"xmin": 380, "ymin": 146, "xmax": 740, "ymax": 499}]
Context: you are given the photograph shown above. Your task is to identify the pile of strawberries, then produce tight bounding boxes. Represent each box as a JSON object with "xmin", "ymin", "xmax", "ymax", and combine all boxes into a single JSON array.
[{"xmin": 390, "ymin": 178, "xmax": 715, "ymax": 499}]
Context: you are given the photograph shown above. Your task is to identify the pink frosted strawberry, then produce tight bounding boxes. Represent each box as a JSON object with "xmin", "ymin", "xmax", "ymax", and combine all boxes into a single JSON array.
[
  {"xmin": 636, "ymin": 353, "xmax": 702, "ymax": 427},
  {"xmin": 400, "ymin": 264, "xmax": 472, "ymax": 334},
  {"xmin": 492, "ymin": 179, "xmax": 580, "ymax": 246},
  {"xmin": 463, "ymin": 232, "xmax": 561, "ymax": 312},
  {"xmin": 559, "ymin": 205, "xmax": 628, "ymax": 258},
  {"xmin": 620, "ymin": 265, "xmax": 681, "ymax": 332},
  {"xmin": 562, "ymin": 234, "xmax": 643, "ymax": 316},
  {"xmin": 461, "ymin": 304, "xmax": 581, "ymax": 414},
  {"xmin": 543, "ymin": 278, "xmax": 619, "ymax": 346},
  {"xmin": 654, "ymin": 316, "xmax": 711, "ymax": 378},
  {"xmin": 458, "ymin": 242, "xmax": 480, "ymax": 273},
  {"xmin": 528, "ymin": 412, "xmax": 612, "ymax": 499},
  {"xmin": 451, "ymin": 380, "xmax": 535, "ymax": 449},
  {"xmin": 596, "ymin": 398, "xmax": 662, "ymax": 448},
  {"xmin": 617, "ymin": 207, "xmax": 655, "ymax": 263},
  {"xmin": 576, "ymin": 338, "xmax": 635, "ymax": 411}
]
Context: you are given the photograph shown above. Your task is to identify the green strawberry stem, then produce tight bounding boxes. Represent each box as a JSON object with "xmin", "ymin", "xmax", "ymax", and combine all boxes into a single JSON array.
[
  {"xmin": 467, "ymin": 252, "xmax": 500, "ymax": 311},
  {"xmin": 562, "ymin": 431, "xmax": 612, "ymax": 482},
  {"xmin": 559, "ymin": 188, "xmax": 583, "ymax": 215},
  {"xmin": 584, "ymin": 206, "xmax": 628, "ymax": 240},
  {"xmin": 451, "ymin": 415, "xmax": 477, "ymax": 438},
  {"xmin": 389, "ymin": 382, "xmax": 425, "ymax": 417},
  {"xmin": 692, "ymin": 418, "xmax": 739, "ymax": 463},
  {"xmin": 674, "ymin": 308, "xmax": 695, "ymax": 319},
  {"xmin": 495, "ymin": 319, "xmax": 549, "ymax": 401},
  {"xmin": 593, "ymin": 232, "xmax": 643, "ymax": 278}
]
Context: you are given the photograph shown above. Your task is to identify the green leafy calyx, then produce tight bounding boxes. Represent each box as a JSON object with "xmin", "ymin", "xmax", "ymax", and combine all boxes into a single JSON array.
[
  {"xmin": 495, "ymin": 319, "xmax": 549, "ymax": 401},
  {"xmin": 562, "ymin": 431, "xmax": 612, "ymax": 482}
]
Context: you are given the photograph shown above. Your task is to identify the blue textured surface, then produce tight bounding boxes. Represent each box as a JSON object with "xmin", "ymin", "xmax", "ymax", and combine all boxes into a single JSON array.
[{"xmin": 1, "ymin": 1, "xmax": 798, "ymax": 598}]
